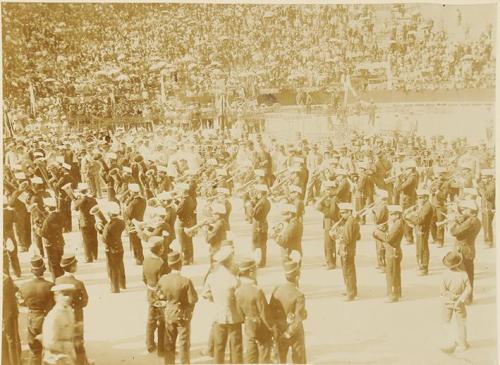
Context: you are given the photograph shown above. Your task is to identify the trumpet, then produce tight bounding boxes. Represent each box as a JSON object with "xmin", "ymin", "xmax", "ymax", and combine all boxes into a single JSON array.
[
  {"xmin": 384, "ymin": 171, "xmax": 406, "ymax": 184},
  {"xmin": 183, "ymin": 219, "xmax": 213, "ymax": 238},
  {"xmin": 355, "ymin": 203, "xmax": 375, "ymax": 217}
]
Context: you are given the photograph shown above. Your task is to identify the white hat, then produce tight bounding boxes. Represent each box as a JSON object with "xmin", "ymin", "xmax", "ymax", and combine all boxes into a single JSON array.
[
  {"xmin": 289, "ymin": 185, "xmax": 302, "ymax": 194},
  {"xmin": 216, "ymin": 187, "xmax": 230, "ymax": 195},
  {"xmin": 14, "ymin": 172, "xmax": 26, "ymax": 180},
  {"xmin": 216, "ymin": 168, "xmax": 227, "ymax": 176},
  {"xmin": 158, "ymin": 191, "xmax": 173, "ymax": 201},
  {"xmin": 157, "ymin": 165, "xmax": 168, "ymax": 173},
  {"xmin": 458, "ymin": 200, "xmax": 478, "ymax": 211},
  {"xmin": 151, "ymin": 206, "xmax": 166, "ymax": 217},
  {"xmin": 55, "ymin": 156, "xmax": 64, "ymax": 164},
  {"xmin": 62, "ymin": 163, "xmax": 72, "ymax": 170},
  {"xmin": 292, "ymin": 157, "xmax": 304, "ymax": 164},
  {"xmin": 207, "ymin": 158, "xmax": 218, "ymax": 166},
  {"xmin": 212, "ymin": 203, "xmax": 226, "ymax": 215},
  {"xmin": 51, "ymin": 284, "xmax": 75, "ymax": 292},
  {"xmin": 404, "ymin": 159, "xmax": 417, "ymax": 169},
  {"xmin": 255, "ymin": 184, "xmax": 268, "ymax": 192},
  {"xmin": 123, "ymin": 166, "xmax": 132, "ymax": 174},
  {"xmin": 323, "ymin": 180, "xmax": 335, "ymax": 189},
  {"xmin": 335, "ymin": 168, "xmax": 347, "ymax": 176},
  {"xmin": 128, "ymin": 183, "xmax": 140, "ymax": 193},
  {"xmin": 106, "ymin": 152, "xmax": 117, "ymax": 160},
  {"xmin": 358, "ymin": 161, "xmax": 368, "ymax": 170},
  {"xmin": 33, "ymin": 151, "xmax": 44, "ymax": 158},
  {"xmin": 282, "ymin": 204, "xmax": 297, "ymax": 214},
  {"xmin": 176, "ymin": 183, "xmax": 189, "ymax": 191},
  {"xmin": 255, "ymin": 169, "xmax": 265, "ymax": 177},
  {"xmin": 43, "ymin": 197, "xmax": 57, "ymax": 207},
  {"xmin": 463, "ymin": 188, "xmax": 478, "ymax": 196},
  {"xmin": 416, "ymin": 188, "xmax": 429, "ymax": 196},
  {"xmin": 31, "ymin": 176, "xmax": 44, "ymax": 185},
  {"xmin": 290, "ymin": 165, "xmax": 301, "ymax": 173},
  {"xmin": 213, "ymin": 245, "xmax": 233, "ymax": 263},
  {"xmin": 77, "ymin": 183, "xmax": 89, "ymax": 191},
  {"xmin": 338, "ymin": 202, "xmax": 353, "ymax": 211},
  {"xmin": 481, "ymin": 169, "xmax": 494, "ymax": 176},
  {"xmin": 388, "ymin": 205, "xmax": 403, "ymax": 213},
  {"xmin": 377, "ymin": 190, "xmax": 389, "ymax": 198},
  {"xmin": 106, "ymin": 202, "xmax": 120, "ymax": 215}
]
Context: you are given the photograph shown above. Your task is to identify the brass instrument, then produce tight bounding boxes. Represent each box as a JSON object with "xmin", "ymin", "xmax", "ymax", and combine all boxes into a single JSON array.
[
  {"xmin": 183, "ymin": 219, "xmax": 213, "ymax": 238},
  {"xmin": 61, "ymin": 182, "xmax": 77, "ymax": 200},
  {"xmin": 90, "ymin": 205, "xmax": 108, "ymax": 225},
  {"xmin": 376, "ymin": 221, "xmax": 388, "ymax": 229},
  {"xmin": 328, "ymin": 218, "xmax": 345, "ymax": 240},
  {"xmin": 270, "ymin": 222, "xmax": 285, "ymax": 241},
  {"xmin": 384, "ymin": 170, "xmax": 407, "ymax": 184},
  {"xmin": 236, "ymin": 178, "xmax": 256, "ymax": 193},
  {"xmin": 147, "ymin": 198, "xmax": 160, "ymax": 207},
  {"xmin": 354, "ymin": 203, "xmax": 375, "ymax": 217}
]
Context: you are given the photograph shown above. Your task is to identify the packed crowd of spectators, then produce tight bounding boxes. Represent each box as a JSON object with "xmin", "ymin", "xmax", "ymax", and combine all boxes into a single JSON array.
[{"xmin": 2, "ymin": 3, "xmax": 495, "ymax": 126}]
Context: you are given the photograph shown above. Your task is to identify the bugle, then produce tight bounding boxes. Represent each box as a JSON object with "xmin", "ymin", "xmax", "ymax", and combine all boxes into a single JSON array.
[
  {"xmin": 384, "ymin": 171, "xmax": 406, "ymax": 184},
  {"xmin": 183, "ymin": 219, "xmax": 212, "ymax": 237},
  {"xmin": 355, "ymin": 203, "xmax": 375, "ymax": 217}
]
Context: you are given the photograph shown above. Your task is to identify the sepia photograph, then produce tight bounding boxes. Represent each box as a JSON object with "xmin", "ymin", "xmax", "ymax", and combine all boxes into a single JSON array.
[{"xmin": 1, "ymin": 1, "xmax": 497, "ymax": 364}]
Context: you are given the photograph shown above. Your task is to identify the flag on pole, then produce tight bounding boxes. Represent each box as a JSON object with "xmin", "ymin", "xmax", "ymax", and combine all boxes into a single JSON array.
[{"xmin": 28, "ymin": 82, "xmax": 36, "ymax": 116}]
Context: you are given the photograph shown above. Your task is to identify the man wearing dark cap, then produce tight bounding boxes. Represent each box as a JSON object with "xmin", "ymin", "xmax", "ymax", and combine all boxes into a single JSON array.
[
  {"xmin": 269, "ymin": 261, "xmax": 307, "ymax": 364},
  {"xmin": 315, "ymin": 181, "xmax": 340, "ymax": 270},
  {"xmin": 2, "ymin": 272, "xmax": 22, "ymax": 365},
  {"xmin": 142, "ymin": 236, "xmax": 170, "ymax": 355},
  {"xmin": 157, "ymin": 251, "xmax": 198, "ymax": 365},
  {"xmin": 55, "ymin": 254, "xmax": 91, "ymax": 365},
  {"xmin": 74, "ymin": 184, "xmax": 98, "ymax": 263},
  {"xmin": 56, "ymin": 163, "xmax": 74, "ymax": 232},
  {"xmin": 102, "ymin": 202, "xmax": 127, "ymax": 293},
  {"xmin": 18, "ymin": 255, "xmax": 55, "ymax": 365},
  {"xmin": 125, "ymin": 183, "xmax": 147, "ymax": 265},
  {"xmin": 41, "ymin": 197, "xmax": 65, "ymax": 280},
  {"xmin": 235, "ymin": 258, "xmax": 273, "ymax": 364}
]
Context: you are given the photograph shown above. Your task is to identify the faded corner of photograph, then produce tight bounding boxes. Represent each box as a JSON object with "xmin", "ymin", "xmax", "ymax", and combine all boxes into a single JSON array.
[{"xmin": 1, "ymin": 2, "xmax": 497, "ymax": 365}]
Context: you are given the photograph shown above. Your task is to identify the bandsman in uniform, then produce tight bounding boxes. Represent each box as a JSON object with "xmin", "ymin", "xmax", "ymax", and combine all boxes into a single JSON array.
[
  {"xmin": 430, "ymin": 166, "xmax": 449, "ymax": 247},
  {"xmin": 41, "ymin": 197, "xmax": 65, "ymax": 280},
  {"xmin": 331, "ymin": 203, "xmax": 360, "ymax": 301},
  {"xmin": 55, "ymin": 254, "xmax": 91, "ymax": 365},
  {"xmin": 4, "ymin": 197, "xmax": 21, "ymax": 277},
  {"xmin": 393, "ymin": 159, "xmax": 418, "ymax": 245},
  {"xmin": 477, "ymin": 169, "xmax": 495, "ymax": 247},
  {"xmin": 269, "ymin": 260, "xmax": 307, "ymax": 364},
  {"xmin": 272, "ymin": 204, "xmax": 303, "ymax": 266},
  {"xmin": 449, "ymin": 200, "xmax": 481, "ymax": 304},
  {"xmin": 157, "ymin": 250, "xmax": 198, "ymax": 365},
  {"xmin": 2, "ymin": 272, "xmax": 22, "ymax": 365},
  {"xmin": 142, "ymin": 236, "xmax": 169, "ymax": 355},
  {"xmin": 250, "ymin": 184, "xmax": 271, "ymax": 268},
  {"xmin": 18, "ymin": 255, "xmax": 55, "ymax": 365},
  {"xmin": 235, "ymin": 258, "xmax": 274, "ymax": 364},
  {"xmin": 102, "ymin": 202, "xmax": 126, "ymax": 293},
  {"xmin": 204, "ymin": 203, "xmax": 229, "ymax": 262},
  {"xmin": 315, "ymin": 180, "xmax": 340, "ymax": 270},
  {"xmin": 175, "ymin": 183, "xmax": 197, "ymax": 265},
  {"xmin": 125, "ymin": 183, "xmax": 147, "ymax": 265},
  {"xmin": 374, "ymin": 205, "xmax": 404, "ymax": 302},
  {"xmin": 372, "ymin": 190, "xmax": 389, "ymax": 272},
  {"xmin": 56, "ymin": 163, "xmax": 74, "ymax": 232},
  {"xmin": 74, "ymin": 183, "xmax": 98, "ymax": 263}
]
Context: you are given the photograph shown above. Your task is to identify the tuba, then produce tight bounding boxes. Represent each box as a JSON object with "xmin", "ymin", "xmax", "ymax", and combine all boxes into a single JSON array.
[
  {"xmin": 90, "ymin": 205, "xmax": 108, "ymax": 226},
  {"xmin": 61, "ymin": 182, "xmax": 76, "ymax": 200}
]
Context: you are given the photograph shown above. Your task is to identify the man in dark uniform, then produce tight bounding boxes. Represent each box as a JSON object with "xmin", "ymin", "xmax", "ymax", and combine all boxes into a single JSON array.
[
  {"xmin": 269, "ymin": 260, "xmax": 307, "ymax": 364},
  {"xmin": 18, "ymin": 255, "xmax": 55, "ymax": 365},
  {"xmin": 404, "ymin": 189, "xmax": 433, "ymax": 275},
  {"xmin": 250, "ymin": 184, "xmax": 271, "ymax": 268},
  {"xmin": 394, "ymin": 160, "xmax": 418, "ymax": 244},
  {"xmin": 374, "ymin": 205, "xmax": 404, "ymax": 302},
  {"xmin": 102, "ymin": 202, "xmax": 126, "ymax": 293},
  {"xmin": 430, "ymin": 167, "xmax": 449, "ymax": 247},
  {"xmin": 477, "ymin": 169, "xmax": 495, "ymax": 247},
  {"xmin": 450, "ymin": 200, "xmax": 481, "ymax": 304},
  {"xmin": 8, "ymin": 180, "xmax": 32, "ymax": 252},
  {"xmin": 157, "ymin": 250, "xmax": 198, "ymax": 365},
  {"xmin": 74, "ymin": 183, "xmax": 98, "ymax": 262},
  {"xmin": 288, "ymin": 185, "xmax": 305, "ymax": 222},
  {"xmin": 3, "ymin": 198, "xmax": 21, "ymax": 277},
  {"xmin": 331, "ymin": 203, "xmax": 361, "ymax": 301},
  {"xmin": 40, "ymin": 197, "xmax": 65, "ymax": 281},
  {"xmin": 28, "ymin": 177, "xmax": 48, "ymax": 257},
  {"xmin": 125, "ymin": 183, "xmax": 147, "ymax": 265},
  {"xmin": 372, "ymin": 191, "xmax": 389, "ymax": 272},
  {"xmin": 332, "ymin": 169, "xmax": 352, "ymax": 203},
  {"xmin": 158, "ymin": 191, "xmax": 177, "ymax": 256},
  {"xmin": 142, "ymin": 236, "xmax": 169, "ymax": 355},
  {"xmin": 175, "ymin": 183, "xmax": 197, "ymax": 265},
  {"xmin": 56, "ymin": 163, "xmax": 74, "ymax": 232},
  {"xmin": 274, "ymin": 205, "xmax": 303, "ymax": 266},
  {"xmin": 235, "ymin": 258, "xmax": 274, "ymax": 364},
  {"xmin": 204, "ymin": 203, "xmax": 228, "ymax": 262},
  {"xmin": 2, "ymin": 272, "xmax": 22, "ymax": 365},
  {"xmin": 315, "ymin": 181, "xmax": 340, "ymax": 270},
  {"xmin": 55, "ymin": 254, "xmax": 91, "ymax": 365}
]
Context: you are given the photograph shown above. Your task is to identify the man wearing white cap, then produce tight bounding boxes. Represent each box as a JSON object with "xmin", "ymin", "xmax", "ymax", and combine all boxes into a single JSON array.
[
  {"xmin": 333, "ymin": 168, "xmax": 352, "ymax": 203},
  {"xmin": 74, "ymin": 184, "xmax": 99, "ymax": 263},
  {"xmin": 250, "ymin": 184, "xmax": 271, "ymax": 267},
  {"xmin": 124, "ymin": 183, "xmax": 147, "ymax": 265},
  {"xmin": 42, "ymin": 284, "xmax": 77, "ymax": 365},
  {"xmin": 102, "ymin": 202, "xmax": 127, "ymax": 293},
  {"xmin": 315, "ymin": 180, "xmax": 340, "ymax": 270},
  {"xmin": 450, "ymin": 200, "xmax": 482, "ymax": 304},
  {"xmin": 405, "ymin": 189, "xmax": 433, "ymax": 275},
  {"xmin": 215, "ymin": 187, "xmax": 232, "ymax": 230},
  {"xmin": 477, "ymin": 169, "xmax": 495, "ymax": 247},
  {"xmin": 332, "ymin": 203, "xmax": 360, "ymax": 301},
  {"xmin": 374, "ymin": 205, "xmax": 404, "ymax": 302},
  {"xmin": 204, "ymin": 203, "xmax": 229, "ymax": 262},
  {"xmin": 41, "ymin": 197, "xmax": 66, "ymax": 281},
  {"xmin": 202, "ymin": 245, "xmax": 243, "ymax": 363},
  {"xmin": 393, "ymin": 160, "xmax": 418, "ymax": 245},
  {"xmin": 287, "ymin": 185, "xmax": 305, "ymax": 221}
]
